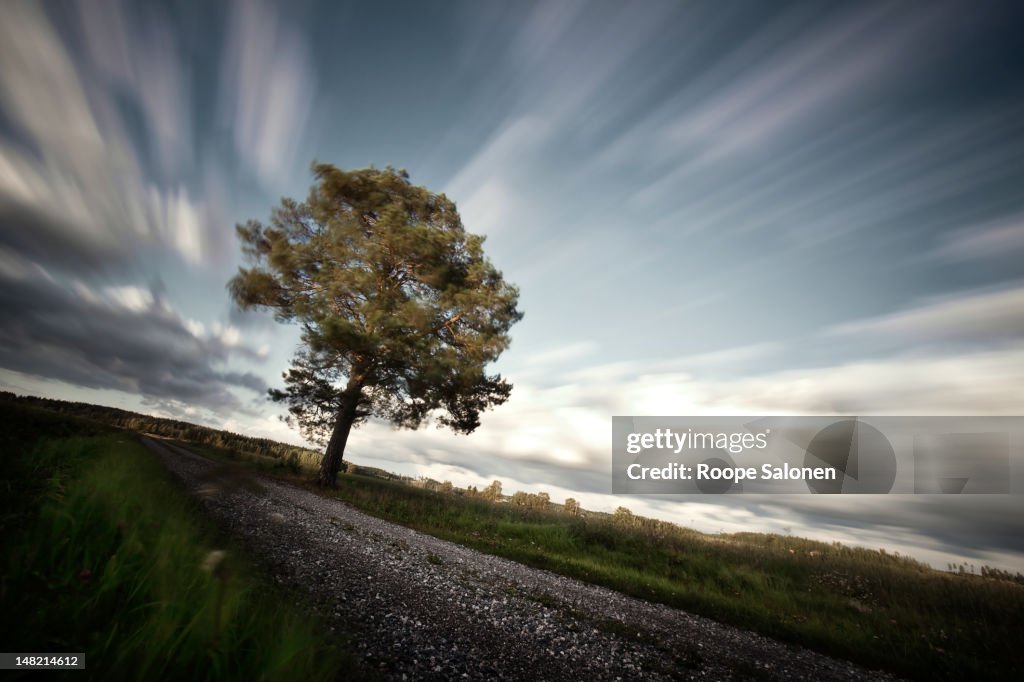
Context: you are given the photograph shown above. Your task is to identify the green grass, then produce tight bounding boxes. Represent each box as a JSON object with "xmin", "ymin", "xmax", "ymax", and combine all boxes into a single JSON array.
[
  {"xmin": 192, "ymin": 447, "xmax": 1021, "ymax": 682},
  {"xmin": 0, "ymin": 403, "xmax": 359, "ymax": 681}
]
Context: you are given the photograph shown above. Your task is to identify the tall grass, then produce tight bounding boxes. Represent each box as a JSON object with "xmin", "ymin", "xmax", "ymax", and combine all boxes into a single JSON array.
[{"xmin": 0, "ymin": 409, "xmax": 357, "ymax": 681}]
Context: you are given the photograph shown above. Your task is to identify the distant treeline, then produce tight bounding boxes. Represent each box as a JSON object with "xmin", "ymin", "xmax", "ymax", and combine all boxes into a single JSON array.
[{"xmin": 0, "ymin": 392, "xmax": 320, "ymax": 463}]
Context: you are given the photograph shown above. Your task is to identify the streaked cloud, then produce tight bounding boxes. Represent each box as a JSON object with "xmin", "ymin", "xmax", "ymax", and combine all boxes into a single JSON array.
[
  {"xmin": 445, "ymin": 116, "xmax": 551, "ymax": 236},
  {"xmin": 219, "ymin": 0, "xmax": 316, "ymax": 189},
  {"xmin": 0, "ymin": 1, "xmax": 212, "ymax": 269},
  {"xmin": 828, "ymin": 285, "xmax": 1024, "ymax": 347},
  {"xmin": 76, "ymin": 0, "xmax": 194, "ymax": 177},
  {"xmin": 664, "ymin": 2, "xmax": 955, "ymax": 166},
  {"xmin": 0, "ymin": 265, "xmax": 268, "ymax": 413},
  {"xmin": 932, "ymin": 216, "xmax": 1024, "ymax": 262}
]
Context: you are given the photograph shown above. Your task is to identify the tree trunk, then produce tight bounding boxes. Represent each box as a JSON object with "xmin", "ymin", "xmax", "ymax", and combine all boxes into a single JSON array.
[{"xmin": 318, "ymin": 389, "xmax": 359, "ymax": 488}]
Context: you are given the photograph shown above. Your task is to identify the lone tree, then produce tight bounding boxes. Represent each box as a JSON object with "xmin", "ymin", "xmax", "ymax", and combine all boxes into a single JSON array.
[{"xmin": 229, "ymin": 163, "xmax": 523, "ymax": 487}]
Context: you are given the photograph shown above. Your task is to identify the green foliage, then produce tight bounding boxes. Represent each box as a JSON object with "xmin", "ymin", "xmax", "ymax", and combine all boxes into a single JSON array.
[
  {"xmin": 228, "ymin": 163, "xmax": 523, "ymax": 449},
  {"xmin": 0, "ymin": 405, "xmax": 358, "ymax": 681}
]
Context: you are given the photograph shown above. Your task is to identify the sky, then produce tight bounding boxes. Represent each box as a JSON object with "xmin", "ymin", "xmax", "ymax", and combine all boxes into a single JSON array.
[{"xmin": 1, "ymin": 0, "xmax": 1023, "ymax": 571}]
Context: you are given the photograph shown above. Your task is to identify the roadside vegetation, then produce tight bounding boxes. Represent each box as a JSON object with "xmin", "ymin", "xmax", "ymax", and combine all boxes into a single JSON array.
[{"xmin": 0, "ymin": 399, "xmax": 358, "ymax": 681}]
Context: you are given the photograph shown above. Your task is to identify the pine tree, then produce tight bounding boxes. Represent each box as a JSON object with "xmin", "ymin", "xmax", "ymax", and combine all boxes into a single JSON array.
[{"xmin": 229, "ymin": 163, "xmax": 523, "ymax": 486}]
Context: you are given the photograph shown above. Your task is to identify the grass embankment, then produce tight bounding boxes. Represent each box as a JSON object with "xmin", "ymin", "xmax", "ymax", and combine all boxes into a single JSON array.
[
  {"xmin": 191, "ymin": 440, "xmax": 1022, "ymax": 681},
  {"xmin": 0, "ymin": 403, "xmax": 357, "ymax": 681}
]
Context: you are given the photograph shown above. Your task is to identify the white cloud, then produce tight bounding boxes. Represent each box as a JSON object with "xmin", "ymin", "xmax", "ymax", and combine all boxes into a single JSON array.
[
  {"xmin": 148, "ymin": 185, "xmax": 205, "ymax": 265},
  {"xmin": 212, "ymin": 323, "xmax": 242, "ymax": 348},
  {"xmin": 185, "ymin": 319, "xmax": 206, "ymax": 339},
  {"xmin": 220, "ymin": 0, "xmax": 315, "ymax": 189},
  {"xmin": 663, "ymin": 4, "xmax": 902, "ymax": 162},
  {"xmin": 705, "ymin": 347, "xmax": 1024, "ymax": 416},
  {"xmin": 932, "ymin": 217, "xmax": 1024, "ymax": 262},
  {"xmin": 443, "ymin": 2, "xmax": 677, "ymax": 234},
  {"xmin": 508, "ymin": 0, "xmax": 587, "ymax": 70},
  {"xmin": 454, "ymin": 179, "xmax": 516, "ymax": 237},
  {"xmin": 630, "ymin": 2, "xmax": 962, "ymax": 208},
  {"xmin": 0, "ymin": 1, "xmax": 211, "ymax": 267},
  {"xmin": 670, "ymin": 343, "xmax": 780, "ymax": 372},
  {"xmin": 521, "ymin": 341, "xmax": 599, "ymax": 368},
  {"xmin": 828, "ymin": 285, "xmax": 1024, "ymax": 345},
  {"xmin": 104, "ymin": 285, "xmax": 154, "ymax": 313},
  {"xmin": 445, "ymin": 116, "xmax": 551, "ymax": 235},
  {"xmin": 0, "ymin": 3, "xmax": 103, "ymax": 158},
  {"xmin": 76, "ymin": 0, "xmax": 193, "ymax": 177}
]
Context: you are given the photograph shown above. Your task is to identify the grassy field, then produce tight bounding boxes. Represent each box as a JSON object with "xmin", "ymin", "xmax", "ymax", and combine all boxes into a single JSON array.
[
  {"xmin": 0, "ymin": 402, "xmax": 360, "ymax": 681},
  {"xmin": 188, "ymin": 437, "xmax": 1023, "ymax": 681}
]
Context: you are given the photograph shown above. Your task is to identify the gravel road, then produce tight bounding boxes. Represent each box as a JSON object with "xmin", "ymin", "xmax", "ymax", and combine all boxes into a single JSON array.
[{"xmin": 143, "ymin": 436, "xmax": 894, "ymax": 681}]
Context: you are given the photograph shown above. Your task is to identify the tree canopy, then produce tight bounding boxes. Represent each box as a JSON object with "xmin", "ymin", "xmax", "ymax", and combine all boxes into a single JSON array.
[{"xmin": 228, "ymin": 162, "xmax": 523, "ymax": 486}]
